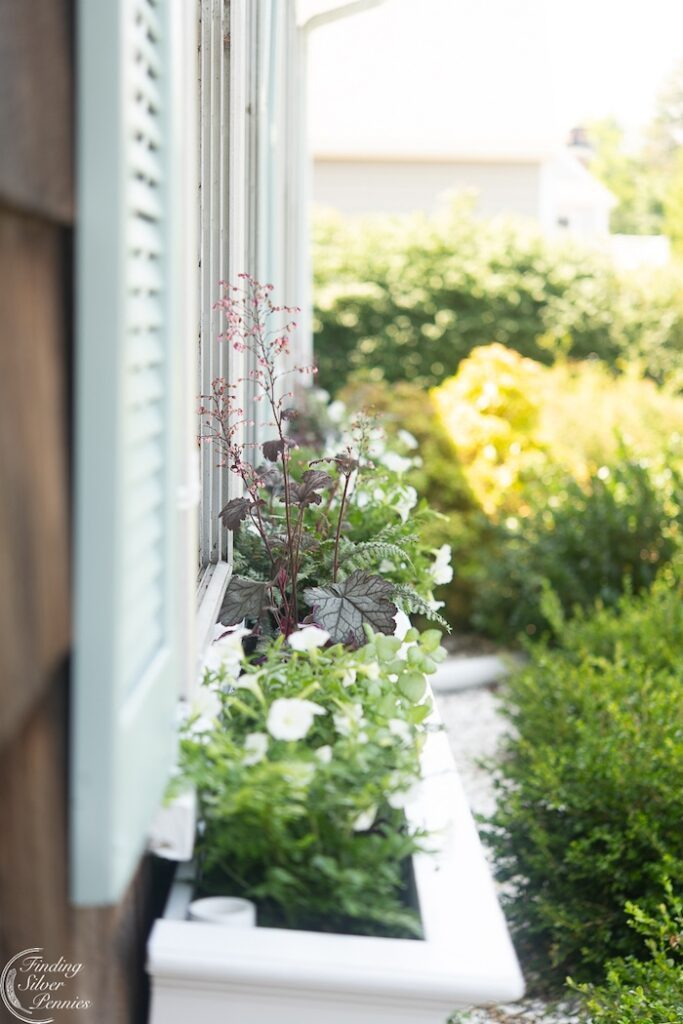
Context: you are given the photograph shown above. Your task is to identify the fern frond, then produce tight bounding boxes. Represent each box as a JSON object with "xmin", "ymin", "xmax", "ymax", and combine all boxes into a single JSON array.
[
  {"xmin": 392, "ymin": 584, "xmax": 451, "ymax": 631},
  {"xmin": 341, "ymin": 541, "xmax": 414, "ymax": 573}
]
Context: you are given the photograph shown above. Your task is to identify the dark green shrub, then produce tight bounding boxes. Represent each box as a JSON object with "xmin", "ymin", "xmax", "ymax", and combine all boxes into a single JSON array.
[
  {"xmin": 572, "ymin": 886, "xmax": 683, "ymax": 1023},
  {"xmin": 482, "ymin": 570, "xmax": 683, "ymax": 987},
  {"xmin": 313, "ymin": 204, "xmax": 683, "ymax": 392},
  {"xmin": 471, "ymin": 454, "xmax": 683, "ymax": 642}
]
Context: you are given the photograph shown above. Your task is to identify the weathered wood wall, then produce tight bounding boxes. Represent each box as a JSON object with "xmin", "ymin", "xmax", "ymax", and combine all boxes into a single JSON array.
[{"xmin": 0, "ymin": 3, "xmax": 167, "ymax": 1021}]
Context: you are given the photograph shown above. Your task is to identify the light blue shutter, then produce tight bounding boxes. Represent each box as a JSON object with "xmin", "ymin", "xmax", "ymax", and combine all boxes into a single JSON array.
[{"xmin": 72, "ymin": 0, "xmax": 197, "ymax": 905}]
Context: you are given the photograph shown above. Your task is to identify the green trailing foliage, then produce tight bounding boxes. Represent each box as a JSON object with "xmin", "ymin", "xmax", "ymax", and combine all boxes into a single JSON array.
[
  {"xmin": 178, "ymin": 627, "xmax": 447, "ymax": 937},
  {"xmin": 482, "ymin": 567, "xmax": 683, "ymax": 987}
]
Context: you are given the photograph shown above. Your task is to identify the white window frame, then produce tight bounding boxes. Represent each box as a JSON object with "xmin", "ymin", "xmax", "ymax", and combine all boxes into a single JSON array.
[{"xmin": 195, "ymin": 0, "xmax": 251, "ymax": 673}]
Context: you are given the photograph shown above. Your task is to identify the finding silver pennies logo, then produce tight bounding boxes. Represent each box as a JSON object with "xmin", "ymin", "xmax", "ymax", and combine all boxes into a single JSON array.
[{"xmin": 0, "ymin": 949, "xmax": 92, "ymax": 1023}]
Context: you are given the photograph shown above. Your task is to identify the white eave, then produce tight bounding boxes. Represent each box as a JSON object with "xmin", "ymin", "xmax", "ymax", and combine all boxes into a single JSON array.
[{"xmin": 297, "ymin": 0, "xmax": 387, "ymax": 31}]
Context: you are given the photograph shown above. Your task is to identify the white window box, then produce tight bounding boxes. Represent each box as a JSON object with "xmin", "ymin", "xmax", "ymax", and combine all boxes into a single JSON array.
[{"xmin": 147, "ymin": 696, "xmax": 524, "ymax": 1023}]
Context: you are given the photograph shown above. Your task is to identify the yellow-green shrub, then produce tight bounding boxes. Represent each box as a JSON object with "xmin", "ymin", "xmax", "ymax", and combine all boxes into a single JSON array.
[
  {"xmin": 539, "ymin": 360, "xmax": 683, "ymax": 476},
  {"xmin": 431, "ymin": 344, "xmax": 550, "ymax": 517},
  {"xmin": 432, "ymin": 344, "xmax": 683, "ymax": 521}
]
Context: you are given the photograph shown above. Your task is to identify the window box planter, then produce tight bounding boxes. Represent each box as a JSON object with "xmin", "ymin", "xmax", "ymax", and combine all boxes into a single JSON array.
[{"xmin": 147, "ymin": 695, "xmax": 524, "ymax": 1023}]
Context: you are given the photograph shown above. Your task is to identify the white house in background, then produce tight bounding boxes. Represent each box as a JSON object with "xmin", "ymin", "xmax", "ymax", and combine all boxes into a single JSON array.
[
  {"xmin": 308, "ymin": 0, "xmax": 616, "ymax": 240},
  {"xmin": 543, "ymin": 149, "xmax": 617, "ymax": 239},
  {"xmin": 314, "ymin": 146, "xmax": 617, "ymax": 239}
]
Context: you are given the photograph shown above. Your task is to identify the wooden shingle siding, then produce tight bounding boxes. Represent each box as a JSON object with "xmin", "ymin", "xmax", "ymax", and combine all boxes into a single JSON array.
[
  {"xmin": 0, "ymin": 212, "xmax": 71, "ymax": 748},
  {"xmin": 0, "ymin": 0, "xmax": 74, "ymax": 223},
  {"xmin": 0, "ymin": 0, "xmax": 170, "ymax": 1019}
]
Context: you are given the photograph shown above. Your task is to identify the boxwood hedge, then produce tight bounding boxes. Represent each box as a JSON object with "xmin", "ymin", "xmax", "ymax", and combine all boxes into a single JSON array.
[{"xmin": 482, "ymin": 566, "xmax": 683, "ymax": 987}]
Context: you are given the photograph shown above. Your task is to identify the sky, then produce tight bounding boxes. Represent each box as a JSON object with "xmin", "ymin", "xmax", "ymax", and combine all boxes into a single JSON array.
[
  {"xmin": 308, "ymin": 0, "xmax": 683, "ymax": 156},
  {"xmin": 548, "ymin": 0, "xmax": 683, "ymax": 141}
]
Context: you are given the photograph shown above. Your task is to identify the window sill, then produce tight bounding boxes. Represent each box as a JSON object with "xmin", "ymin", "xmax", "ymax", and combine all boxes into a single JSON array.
[
  {"xmin": 195, "ymin": 560, "xmax": 233, "ymax": 670},
  {"xmin": 147, "ymin": 560, "xmax": 232, "ymax": 861}
]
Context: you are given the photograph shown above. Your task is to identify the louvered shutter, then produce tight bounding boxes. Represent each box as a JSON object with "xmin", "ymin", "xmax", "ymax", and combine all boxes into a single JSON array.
[{"xmin": 72, "ymin": 0, "xmax": 197, "ymax": 905}]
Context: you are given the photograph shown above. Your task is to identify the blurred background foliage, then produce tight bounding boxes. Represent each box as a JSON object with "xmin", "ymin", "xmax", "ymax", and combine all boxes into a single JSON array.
[
  {"xmin": 317, "ymin": 201, "xmax": 683, "ymax": 642},
  {"xmin": 339, "ymin": 346, "xmax": 683, "ymax": 641},
  {"xmin": 586, "ymin": 61, "xmax": 683, "ymax": 253},
  {"xmin": 313, "ymin": 199, "xmax": 683, "ymax": 393}
]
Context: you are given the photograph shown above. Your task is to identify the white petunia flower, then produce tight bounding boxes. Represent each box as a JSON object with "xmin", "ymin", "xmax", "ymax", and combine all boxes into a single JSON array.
[
  {"xmin": 387, "ymin": 777, "xmax": 422, "ymax": 809},
  {"xmin": 358, "ymin": 660, "xmax": 380, "ymax": 680},
  {"xmin": 283, "ymin": 762, "xmax": 317, "ymax": 788},
  {"xmin": 205, "ymin": 623, "xmax": 251, "ymax": 677},
  {"xmin": 394, "ymin": 611, "xmax": 418, "ymax": 661},
  {"xmin": 393, "ymin": 484, "xmax": 418, "ymax": 523},
  {"xmin": 243, "ymin": 732, "xmax": 268, "ymax": 766},
  {"xmin": 189, "ymin": 686, "xmax": 221, "ymax": 736},
  {"xmin": 287, "ymin": 625, "xmax": 330, "ymax": 652},
  {"xmin": 213, "ymin": 621, "xmax": 250, "ymax": 642},
  {"xmin": 429, "ymin": 544, "xmax": 454, "ymax": 585},
  {"xmin": 341, "ymin": 668, "xmax": 357, "ymax": 688},
  {"xmin": 327, "ymin": 399, "xmax": 346, "ymax": 423},
  {"xmin": 315, "ymin": 744, "xmax": 333, "ymax": 764},
  {"xmin": 388, "ymin": 718, "xmax": 412, "ymax": 744},
  {"xmin": 381, "ymin": 451, "xmax": 413, "ymax": 475},
  {"xmin": 393, "ymin": 610, "xmax": 412, "ymax": 640},
  {"xmin": 234, "ymin": 673, "xmax": 264, "ymax": 699},
  {"xmin": 352, "ymin": 804, "xmax": 378, "ymax": 832},
  {"xmin": 333, "ymin": 703, "xmax": 366, "ymax": 736},
  {"xmin": 267, "ymin": 698, "xmax": 326, "ymax": 741}
]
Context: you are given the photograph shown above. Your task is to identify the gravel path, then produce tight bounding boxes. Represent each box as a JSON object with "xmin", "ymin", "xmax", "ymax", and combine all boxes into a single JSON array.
[{"xmin": 436, "ymin": 683, "xmax": 581, "ymax": 1024}]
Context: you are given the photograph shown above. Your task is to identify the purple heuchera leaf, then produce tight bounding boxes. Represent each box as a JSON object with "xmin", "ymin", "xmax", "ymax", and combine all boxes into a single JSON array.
[
  {"xmin": 257, "ymin": 463, "xmax": 284, "ymax": 494},
  {"xmin": 219, "ymin": 497, "xmax": 253, "ymax": 531},
  {"xmin": 262, "ymin": 439, "xmax": 285, "ymax": 462},
  {"xmin": 289, "ymin": 469, "xmax": 334, "ymax": 507},
  {"xmin": 220, "ymin": 576, "xmax": 269, "ymax": 625},
  {"xmin": 303, "ymin": 570, "xmax": 397, "ymax": 646},
  {"xmin": 333, "ymin": 453, "xmax": 359, "ymax": 475}
]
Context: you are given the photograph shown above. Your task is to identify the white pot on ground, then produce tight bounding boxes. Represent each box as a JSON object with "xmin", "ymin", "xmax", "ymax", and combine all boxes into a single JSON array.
[{"xmin": 147, "ymin": 694, "xmax": 524, "ymax": 1024}]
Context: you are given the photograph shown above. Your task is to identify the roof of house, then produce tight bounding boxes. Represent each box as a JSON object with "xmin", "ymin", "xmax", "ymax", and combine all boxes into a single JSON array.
[{"xmin": 550, "ymin": 151, "xmax": 618, "ymax": 209}]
